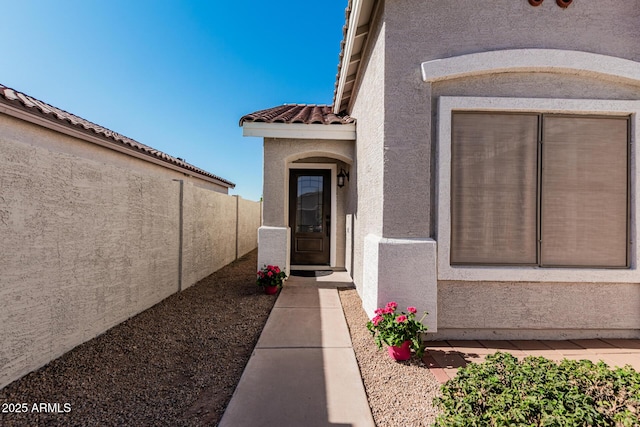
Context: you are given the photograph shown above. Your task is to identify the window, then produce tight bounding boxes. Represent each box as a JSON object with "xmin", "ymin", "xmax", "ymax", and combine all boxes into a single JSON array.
[{"xmin": 451, "ymin": 112, "xmax": 629, "ymax": 268}]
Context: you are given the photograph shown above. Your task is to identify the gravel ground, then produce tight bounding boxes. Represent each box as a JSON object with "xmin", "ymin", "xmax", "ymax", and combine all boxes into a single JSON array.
[
  {"xmin": 1, "ymin": 251, "xmax": 442, "ymax": 426},
  {"xmin": 0, "ymin": 250, "xmax": 275, "ymax": 427},
  {"xmin": 339, "ymin": 288, "xmax": 442, "ymax": 427}
]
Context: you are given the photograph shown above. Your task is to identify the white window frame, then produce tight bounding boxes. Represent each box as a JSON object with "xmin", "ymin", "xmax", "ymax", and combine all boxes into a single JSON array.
[{"xmin": 437, "ymin": 96, "xmax": 640, "ymax": 282}]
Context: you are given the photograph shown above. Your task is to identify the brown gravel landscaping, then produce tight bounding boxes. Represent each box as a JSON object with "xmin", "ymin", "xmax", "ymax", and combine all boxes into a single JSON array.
[
  {"xmin": 339, "ymin": 288, "xmax": 442, "ymax": 427},
  {"xmin": 0, "ymin": 249, "xmax": 276, "ymax": 427},
  {"xmin": 1, "ymin": 250, "xmax": 444, "ymax": 426}
]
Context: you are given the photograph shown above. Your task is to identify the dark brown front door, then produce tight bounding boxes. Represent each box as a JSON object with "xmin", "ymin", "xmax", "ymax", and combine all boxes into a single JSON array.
[{"xmin": 289, "ymin": 169, "xmax": 331, "ymax": 265}]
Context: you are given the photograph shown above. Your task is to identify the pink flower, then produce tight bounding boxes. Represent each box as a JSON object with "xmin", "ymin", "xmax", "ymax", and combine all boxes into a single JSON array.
[
  {"xmin": 372, "ymin": 315, "xmax": 383, "ymax": 326},
  {"xmin": 274, "ymin": 266, "xmax": 281, "ymax": 273},
  {"xmin": 386, "ymin": 301, "xmax": 398, "ymax": 311},
  {"xmin": 383, "ymin": 307, "xmax": 394, "ymax": 315},
  {"xmin": 396, "ymin": 315, "xmax": 407, "ymax": 323},
  {"xmin": 258, "ymin": 271, "xmax": 264, "ymax": 278},
  {"xmin": 267, "ymin": 271, "xmax": 273, "ymax": 277},
  {"xmin": 407, "ymin": 306, "xmax": 417, "ymax": 314},
  {"xmin": 374, "ymin": 308, "xmax": 384, "ymax": 315}
]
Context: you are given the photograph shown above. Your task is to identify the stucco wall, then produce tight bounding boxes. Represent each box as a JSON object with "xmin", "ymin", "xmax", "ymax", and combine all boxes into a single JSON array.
[
  {"xmin": 436, "ymin": 281, "xmax": 640, "ymax": 340},
  {"xmin": 382, "ymin": 0, "xmax": 640, "ymax": 238},
  {"xmin": 347, "ymin": 0, "xmax": 640, "ymax": 338},
  {"xmin": 181, "ymin": 184, "xmax": 238, "ymax": 288},
  {"xmin": 348, "ymin": 5, "xmax": 386, "ymax": 293},
  {"xmin": 237, "ymin": 196, "xmax": 262, "ymax": 258},
  {"xmin": 0, "ymin": 114, "xmax": 260, "ymax": 388}
]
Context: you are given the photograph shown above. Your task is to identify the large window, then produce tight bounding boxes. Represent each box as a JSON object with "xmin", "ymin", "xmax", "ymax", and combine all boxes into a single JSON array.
[{"xmin": 451, "ymin": 112, "xmax": 629, "ymax": 268}]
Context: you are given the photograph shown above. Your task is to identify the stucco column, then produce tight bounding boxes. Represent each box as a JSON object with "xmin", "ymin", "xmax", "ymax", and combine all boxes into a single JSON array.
[
  {"xmin": 257, "ymin": 226, "xmax": 291, "ymax": 275},
  {"xmin": 362, "ymin": 234, "xmax": 438, "ymax": 332}
]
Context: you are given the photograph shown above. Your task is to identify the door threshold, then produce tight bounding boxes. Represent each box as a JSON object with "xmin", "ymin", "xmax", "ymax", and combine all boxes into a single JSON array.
[{"xmin": 290, "ymin": 265, "xmax": 333, "ymax": 271}]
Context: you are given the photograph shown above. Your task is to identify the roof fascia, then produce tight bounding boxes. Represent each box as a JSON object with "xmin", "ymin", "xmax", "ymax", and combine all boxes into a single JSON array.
[
  {"xmin": 242, "ymin": 122, "xmax": 356, "ymax": 140},
  {"xmin": 0, "ymin": 102, "xmax": 233, "ymax": 188},
  {"xmin": 334, "ymin": 0, "xmax": 364, "ymax": 114}
]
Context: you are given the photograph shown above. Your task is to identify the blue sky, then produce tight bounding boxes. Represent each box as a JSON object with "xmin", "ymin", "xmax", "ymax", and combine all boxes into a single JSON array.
[{"xmin": 0, "ymin": 1, "xmax": 347, "ymax": 201}]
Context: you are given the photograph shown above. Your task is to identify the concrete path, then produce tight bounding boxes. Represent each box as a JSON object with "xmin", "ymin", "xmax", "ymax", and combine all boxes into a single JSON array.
[{"xmin": 219, "ymin": 272, "xmax": 375, "ymax": 427}]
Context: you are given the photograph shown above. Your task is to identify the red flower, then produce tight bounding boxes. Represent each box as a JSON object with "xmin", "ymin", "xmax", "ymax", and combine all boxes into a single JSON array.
[
  {"xmin": 407, "ymin": 306, "xmax": 417, "ymax": 314},
  {"xmin": 386, "ymin": 301, "xmax": 398, "ymax": 311},
  {"xmin": 372, "ymin": 315, "xmax": 383, "ymax": 326},
  {"xmin": 396, "ymin": 315, "xmax": 407, "ymax": 323},
  {"xmin": 274, "ymin": 266, "xmax": 281, "ymax": 273},
  {"xmin": 267, "ymin": 271, "xmax": 273, "ymax": 277}
]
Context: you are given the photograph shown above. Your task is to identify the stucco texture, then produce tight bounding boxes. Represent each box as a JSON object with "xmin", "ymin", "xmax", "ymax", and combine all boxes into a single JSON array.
[
  {"xmin": 345, "ymin": 0, "xmax": 640, "ymax": 339},
  {"xmin": 0, "ymin": 114, "xmax": 261, "ymax": 388},
  {"xmin": 348, "ymin": 6, "xmax": 385, "ymax": 294}
]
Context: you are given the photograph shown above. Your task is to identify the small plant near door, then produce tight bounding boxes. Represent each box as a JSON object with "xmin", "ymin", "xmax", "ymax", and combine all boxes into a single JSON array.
[
  {"xmin": 366, "ymin": 301, "xmax": 428, "ymax": 360},
  {"xmin": 257, "ymin": 265, "xmax": 287, "ymax": 295}
]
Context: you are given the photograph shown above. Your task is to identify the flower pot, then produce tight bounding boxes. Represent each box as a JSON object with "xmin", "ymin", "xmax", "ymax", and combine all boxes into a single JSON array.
[
  {"xmin": 264, "ymin": 285, "xmax": 279, "ymax": 295},
  {"xmin": 387, "ymin": 340, "xmax": 412, "ymax": 361}
]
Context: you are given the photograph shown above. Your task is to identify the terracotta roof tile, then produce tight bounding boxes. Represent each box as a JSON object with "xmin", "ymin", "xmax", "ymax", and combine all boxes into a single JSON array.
[
  {"xmin": 0, "ymin": 84, "xmax": 234, "ymax": 187},
  {"xmin": 239, "ymin": 104, "xmax": 354, "ymax": 126}
]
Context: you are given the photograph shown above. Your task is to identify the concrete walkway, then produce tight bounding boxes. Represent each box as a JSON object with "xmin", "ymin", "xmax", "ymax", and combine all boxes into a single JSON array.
[{"xmin": 219, "ymin": 272, "xmax": 375, "ymax": 427}]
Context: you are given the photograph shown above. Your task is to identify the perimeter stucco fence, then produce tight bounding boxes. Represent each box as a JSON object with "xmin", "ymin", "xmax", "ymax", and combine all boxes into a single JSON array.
[{"xmin": 0, "ymin": 121, "xmax": 262, "ymax": 389}]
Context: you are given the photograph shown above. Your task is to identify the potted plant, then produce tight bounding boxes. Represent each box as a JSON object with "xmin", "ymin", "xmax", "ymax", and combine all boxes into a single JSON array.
[
  {"xmin": 366, "ymin": 301, "xmax": 428, "ymax": 361},
  {"xmin": 256, "ymin": 265, "xmax": 287, "ymax": 295}
]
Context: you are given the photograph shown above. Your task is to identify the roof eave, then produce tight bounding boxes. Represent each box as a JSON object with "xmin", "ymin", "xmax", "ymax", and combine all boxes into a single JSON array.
[
  {"xmin": 333, "ymin": 0, "xmax": 376, "ymax": 114},
  {"xmin": 242, "ymin": 122, "xmax": 356, "ymax": 140}
]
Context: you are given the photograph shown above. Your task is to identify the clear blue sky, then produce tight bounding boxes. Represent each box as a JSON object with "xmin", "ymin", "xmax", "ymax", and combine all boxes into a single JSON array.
[{"xmin": 0, "ymin": 1, "xmax": 347, "ymax": 201}]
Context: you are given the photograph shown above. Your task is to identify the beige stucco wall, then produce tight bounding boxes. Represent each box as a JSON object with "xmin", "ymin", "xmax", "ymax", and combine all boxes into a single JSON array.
[
  {"xmin": 181, "ymin": 183, "xmax": 237, "ymax": 288},
  {"xmin": 348, "ymin": 5, "xmax": 386, "ymax": 293},
  {"xmin": 382, "ymin": 0, "xmax": 640, "ymax": 237},
  {"xmin": 436, "ymin": 281, "xmax": 640, "ymax": 340},
  {"xmin": 237, "ymin": 196, "xmax": 262, "ymax": 258},
  {"xmin": 347, "ymin": 0, "xmax": 640, "ymax": 338},
  {"xmin": 0, "ymin": 113, "xmax": 260, "ymax": 388}
]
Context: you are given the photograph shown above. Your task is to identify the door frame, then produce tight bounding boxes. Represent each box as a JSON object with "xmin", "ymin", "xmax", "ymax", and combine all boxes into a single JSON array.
[{"xmin": 286, "ymin": 163, "xmax": 337, "ymax": 267}]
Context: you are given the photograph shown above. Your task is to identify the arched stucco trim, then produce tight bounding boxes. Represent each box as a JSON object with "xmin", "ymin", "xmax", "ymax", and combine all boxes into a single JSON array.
[
  {"xmin": 421, "ymin": 49, "xmax": 640, "ymax": 86},
  {"xmin": 284, "ymin": 150, "xmax": 354, "ymax": 166}
]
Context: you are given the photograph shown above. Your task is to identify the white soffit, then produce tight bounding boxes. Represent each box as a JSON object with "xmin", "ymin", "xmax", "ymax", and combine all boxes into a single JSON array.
[
  {"xmin": 421, "ymin": 49, "xmax": 640, "ymax": 85},
  {"xmin": 242, "ymin": 122, "xmax": 356, "ymax": 140},
  {"xmin": 333, "ymin": 0, "xmax": 376, "ymax": 114}
]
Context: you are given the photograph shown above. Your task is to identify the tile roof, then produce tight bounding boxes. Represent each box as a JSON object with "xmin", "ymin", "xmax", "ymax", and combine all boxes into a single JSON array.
[
  {"xmin": 0, "ymin": 84, "xmax": 234, "ymax": 188},
  {"xmin": 239, "ymin": 104, "xmax": 354, "ymax": 126}
]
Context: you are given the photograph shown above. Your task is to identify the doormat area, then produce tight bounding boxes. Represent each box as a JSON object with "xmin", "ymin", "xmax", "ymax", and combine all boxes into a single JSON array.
[{"xmin": 290, "ymin": 270, "xmax": 333, "ymax": 277}]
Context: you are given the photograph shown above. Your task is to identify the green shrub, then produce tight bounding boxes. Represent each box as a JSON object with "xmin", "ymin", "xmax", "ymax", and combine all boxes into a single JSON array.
[{"xmin": 433, "ymin": 352, "xmax": 640, "ymax": 426}]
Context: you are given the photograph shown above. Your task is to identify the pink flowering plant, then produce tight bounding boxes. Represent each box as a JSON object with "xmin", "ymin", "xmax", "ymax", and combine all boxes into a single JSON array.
[
  {"xmin": 256, "ymin": 265, "xmax": 287, "ymax": 289},
  {"xmin": 366, "ymin": 301, "xmax": 428, "ymax": 357}
]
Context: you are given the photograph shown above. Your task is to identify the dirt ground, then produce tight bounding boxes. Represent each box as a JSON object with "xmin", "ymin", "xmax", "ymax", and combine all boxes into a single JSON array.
[{"xmin": 0, "ymin": 250, "xmax": 275, "ymax": 427}]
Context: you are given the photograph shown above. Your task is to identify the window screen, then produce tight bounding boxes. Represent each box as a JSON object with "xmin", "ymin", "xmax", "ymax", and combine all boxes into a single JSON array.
[
  {"xmin": 451, "ymin": 113, "xmax": 538, "ymax": 265},
  {"xmin": 541, "ymin": 116, "xmax": 628, "ymax": 267},
  {"xmin": 451, "ymin": 112, "xmax": 629, "ymax": 268}
]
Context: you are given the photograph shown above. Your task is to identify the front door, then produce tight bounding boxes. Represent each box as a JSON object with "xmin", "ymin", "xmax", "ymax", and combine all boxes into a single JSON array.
[{"xmin": 289, "ymin": 169, "xmax": 331, "ymax": 265}]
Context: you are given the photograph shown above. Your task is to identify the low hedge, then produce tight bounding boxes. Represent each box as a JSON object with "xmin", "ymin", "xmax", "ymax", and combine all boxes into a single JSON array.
[{"xmin": 434, "ymin": 352, "xmax": 640, "ymax": 426}]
